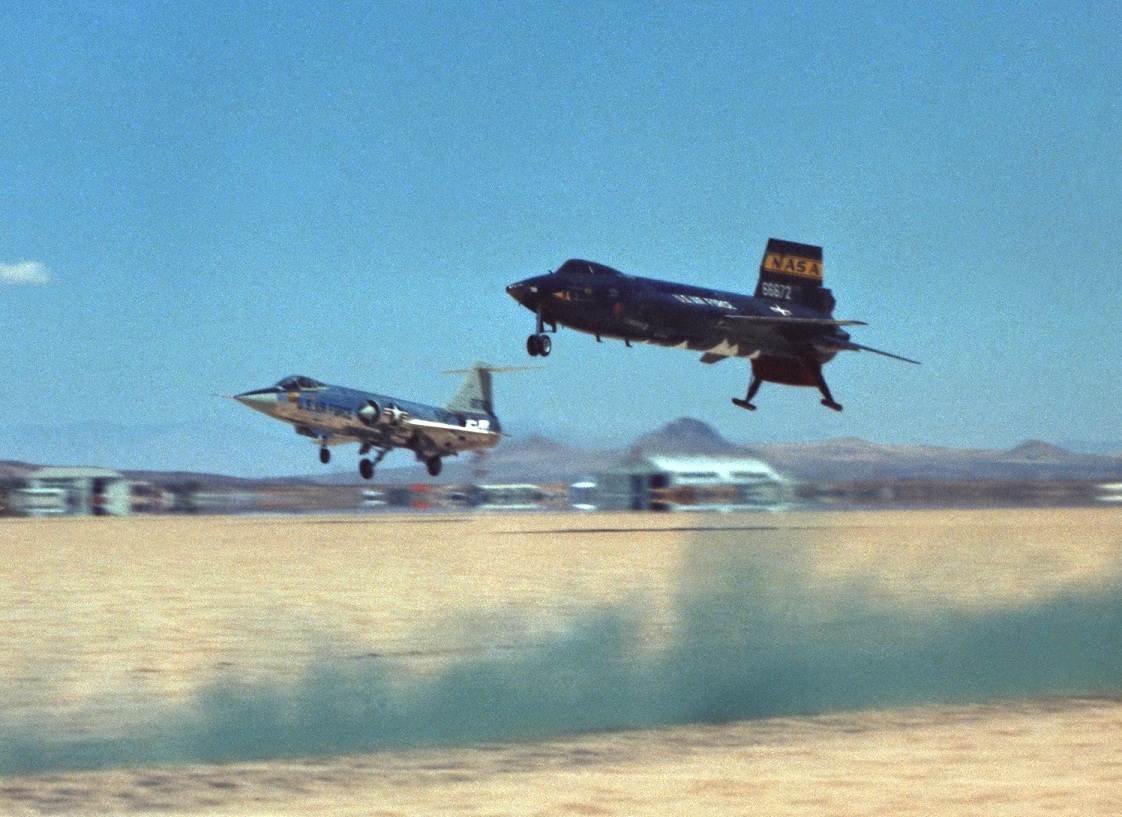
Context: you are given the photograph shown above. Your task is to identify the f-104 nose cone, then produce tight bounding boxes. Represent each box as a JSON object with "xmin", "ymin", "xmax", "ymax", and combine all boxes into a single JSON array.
[
  {"xmin": 233, "ymin": 388, "xmax": 281, "ymax": 415},
  {"xmin": 234, "ymin": 391, "xmax": 268, "ymax": 406}
]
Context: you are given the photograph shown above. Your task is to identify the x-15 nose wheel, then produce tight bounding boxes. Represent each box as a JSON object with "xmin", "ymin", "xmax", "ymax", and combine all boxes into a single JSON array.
[
  {"xmin": 527, "ymin": 334, "xmax": 551, "ymax": 357},
  {"xmin": 319, "ymin": 447, "xmax": 331, "ymax": 464},
  {"xmin": 359, "ymin": 458, "xmax": 374, "ymax": 480}
]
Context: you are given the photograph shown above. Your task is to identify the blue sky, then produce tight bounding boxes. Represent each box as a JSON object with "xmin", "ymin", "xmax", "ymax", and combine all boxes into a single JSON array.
[{"xmin": 2, "ymin": 2, "xmax": 1119, "ymax": 476}]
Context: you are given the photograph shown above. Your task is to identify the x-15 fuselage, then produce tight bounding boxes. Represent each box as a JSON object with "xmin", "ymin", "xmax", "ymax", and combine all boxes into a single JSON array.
[{"xmin": 506, "ymin": 238, "xmax": 917, "ymax": 411}]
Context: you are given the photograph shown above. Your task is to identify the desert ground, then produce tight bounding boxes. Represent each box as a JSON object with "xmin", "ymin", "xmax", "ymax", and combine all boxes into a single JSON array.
[{"xmin": 0, "ymin": 508, "xmax": 1120, "ymax": 814}]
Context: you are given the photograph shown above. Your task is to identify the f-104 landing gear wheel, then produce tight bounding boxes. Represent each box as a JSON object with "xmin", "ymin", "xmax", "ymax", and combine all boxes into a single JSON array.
[
  {"xmin": 319, "ymin": 447, "xmax": 331, "ymax": 465},
  {"xmin": 359, "ymin": 458, "xmax": 374, "ymax": 480},
  {"xmin": 426, "ymin": 456, "xmax": 442, "ymax": 477}
]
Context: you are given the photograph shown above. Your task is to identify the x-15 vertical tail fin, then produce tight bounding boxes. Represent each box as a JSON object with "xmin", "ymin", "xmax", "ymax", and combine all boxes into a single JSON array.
[{"xmin": 754, "ymin": 238, "xmax": 836, "ymax": 314}]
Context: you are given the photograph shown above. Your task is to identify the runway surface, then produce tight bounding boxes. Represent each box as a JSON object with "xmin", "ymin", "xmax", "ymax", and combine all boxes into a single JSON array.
[{"xmin": 0, "ymin": 509, "xmax": 1120, "ymax": 814}]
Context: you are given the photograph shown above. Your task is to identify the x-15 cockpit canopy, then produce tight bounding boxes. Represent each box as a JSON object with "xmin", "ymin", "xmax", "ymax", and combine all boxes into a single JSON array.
[{"xmin": 555, "ymin": 259, "xmax": 625, "ymax": 277}]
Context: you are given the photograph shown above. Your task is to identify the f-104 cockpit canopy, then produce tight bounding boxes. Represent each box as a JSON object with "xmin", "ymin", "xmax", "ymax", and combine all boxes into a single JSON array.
[
  {"xmin": 556, "ymin": 259, "xmax": 624, "ymax": 277},
  {"xmin": 274, "ymin": 375, "xmax": 327, "ymax": 391}
]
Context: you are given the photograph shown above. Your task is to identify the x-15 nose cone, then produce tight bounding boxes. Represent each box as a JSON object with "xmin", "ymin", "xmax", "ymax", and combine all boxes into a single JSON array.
[
  {"xmin": 505, "ymin": 281, "xmax": 529, "ymax": 306},
  {"xmin": 505, "ymin": 277, "xmax": 548, "ymax": 309}
]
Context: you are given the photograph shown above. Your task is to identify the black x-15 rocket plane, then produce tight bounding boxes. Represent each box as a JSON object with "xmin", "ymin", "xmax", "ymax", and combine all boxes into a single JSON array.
[
  {"xmin": 506, "ymin": 238, "xmax": 918, "ymax": 412},
  {"xmin": 232, "ymin": 362, "xmax": 528, "ymax": 479}
]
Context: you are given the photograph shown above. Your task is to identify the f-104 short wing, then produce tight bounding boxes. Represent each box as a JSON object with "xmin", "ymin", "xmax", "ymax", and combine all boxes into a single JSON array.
[{"xmin": 405, "ymin": 417, "xmax": 500, "ymax": 457}]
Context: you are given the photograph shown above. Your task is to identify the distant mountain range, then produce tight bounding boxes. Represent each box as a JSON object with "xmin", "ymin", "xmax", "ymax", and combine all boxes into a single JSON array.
[
  {"xmin": 4, "ymin": 417, "xmax": 1122, "ymax": 487},
  {"xmin": 312, "ymin": 417, "xmax": 1122, "ymax": 486}
]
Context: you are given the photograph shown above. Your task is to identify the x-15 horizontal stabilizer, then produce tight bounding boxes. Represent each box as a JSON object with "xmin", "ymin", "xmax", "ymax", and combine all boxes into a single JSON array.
[{"xmin": 821, "ymin": 340, "xmax": 921, "ymax": 365}]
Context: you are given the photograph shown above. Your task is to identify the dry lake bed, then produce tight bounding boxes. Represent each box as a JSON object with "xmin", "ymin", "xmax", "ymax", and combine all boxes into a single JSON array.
[{"xmin": 0, "ymin": 508, "xmax": 1120, "ymax": 814}]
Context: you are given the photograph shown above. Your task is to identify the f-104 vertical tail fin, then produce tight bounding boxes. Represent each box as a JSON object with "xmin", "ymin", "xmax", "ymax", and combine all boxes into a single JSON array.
[
  {"xmin": 754, "ymin": 238, "xmax": 836, "ymax": 314},
  {"xmin": 443, "ymin": 362, "xmax": 537, "ymax": 425},
  {"xmin": 445, "ymin": 362, "xmax": 499, "ymax": 417}
]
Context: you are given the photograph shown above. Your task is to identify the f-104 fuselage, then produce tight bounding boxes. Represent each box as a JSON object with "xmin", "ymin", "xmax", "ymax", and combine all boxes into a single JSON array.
[{"xmin": 233, "ymin": 364, "xmax": 520, "ymax": 479}]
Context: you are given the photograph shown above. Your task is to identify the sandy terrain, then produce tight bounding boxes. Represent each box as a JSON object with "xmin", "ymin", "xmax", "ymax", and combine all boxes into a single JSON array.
[{"xmin": 0, "ymin": 508, "xmax": 1120, "ymax": 814}]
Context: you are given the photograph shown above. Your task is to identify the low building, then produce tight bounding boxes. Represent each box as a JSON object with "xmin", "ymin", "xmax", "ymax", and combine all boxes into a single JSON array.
[
  {"xmin": 8, "ymin": 486, "xmax": 69, "ymax": 517},
  {"xmin": 593, "ymin": 454, "xmax": 791, "ymax": 512},
  {"xmin": 474, "ymin": 483, "xmax": 548, "ymax": 511},
  {"xmin": 14, "ymin": 467, "xmax": 132, "ymax": 516},
  {"xmin": 569, "ymin": 480, "xmax": 597, "ymax": 511},
  {"xmin": 1098, "ymin": 482, "xmax": 1122, "ymax": 503}
]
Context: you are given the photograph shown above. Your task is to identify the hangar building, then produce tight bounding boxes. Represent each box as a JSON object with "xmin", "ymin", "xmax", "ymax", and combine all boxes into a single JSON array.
[
  {"xmin": 593, "ymin": 454, "xmax": 790, "ymax": 512},
  {"xmin": 14, "ymin": 467, "xmax": 133, "ymax": 516}
]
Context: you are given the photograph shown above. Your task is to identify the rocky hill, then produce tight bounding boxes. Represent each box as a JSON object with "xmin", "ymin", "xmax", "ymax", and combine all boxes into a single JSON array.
[{"xmin": 627, "ymin": 417, "xmax": 755, "ymax": 457}]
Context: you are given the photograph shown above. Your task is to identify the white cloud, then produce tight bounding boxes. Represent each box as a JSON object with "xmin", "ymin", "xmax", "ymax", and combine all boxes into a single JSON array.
[{"xmin": 0, "ymin": 261, "xmax": 51, "ymax": 285}]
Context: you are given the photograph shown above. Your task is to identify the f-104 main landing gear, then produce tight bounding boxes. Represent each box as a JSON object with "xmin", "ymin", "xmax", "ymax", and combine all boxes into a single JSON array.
[{"xmin": 358, "ymin": 447, "xmax": 389, "ymax": 480}]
